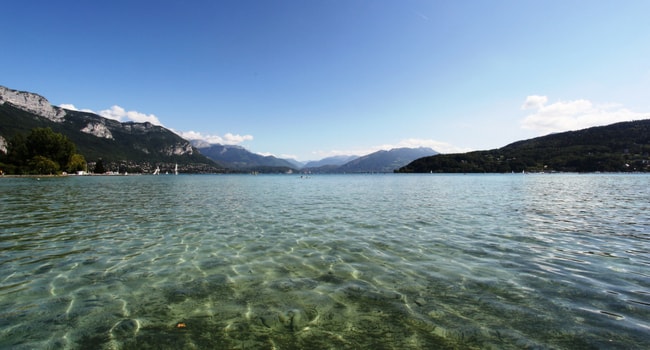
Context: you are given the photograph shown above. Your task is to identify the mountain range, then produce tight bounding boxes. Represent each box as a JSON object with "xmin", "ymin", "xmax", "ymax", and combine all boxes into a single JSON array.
[
  {"xmin": 0, "ymin": 85, "xmax": 437, "ymax": 173},
  {"xmin": 304, "ymin": 147, "xmax": 437, "ymax": 173},
  {"xmin": 192, "ymin": 142, "xmax": 297, "ymax": 172},
  {"xmin": 0, "ymin": 86, "xmax": 220, "ymax": 173},
  {"xmin": 302, "ymin": 155, "xmax": 359, "ymax": 168},
  {"xmin": 8, "ymin": 84, "xmax": 645, "ymax": 175},
  {"xmin": 191, "ymin": 142, "xmax": 437, "ymax": 173}
]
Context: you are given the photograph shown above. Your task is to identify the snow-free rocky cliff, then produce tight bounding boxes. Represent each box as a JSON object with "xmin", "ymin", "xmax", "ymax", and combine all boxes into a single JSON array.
[
  {"xmin": 0, "ymin": 135, "xmax": 7, "ymax": 154},
  {"xmin": 0, "ymin": 85, "xmax": 114, "ymax": 139},
  {"xmin": 0, "ymin": 86, "xmax": 67, "ymax": 122}
]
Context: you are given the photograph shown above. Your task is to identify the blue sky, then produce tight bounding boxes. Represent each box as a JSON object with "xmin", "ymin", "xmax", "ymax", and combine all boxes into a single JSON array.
[{"xmin": 2, "ymin": 1, "xmax": 649, "ymax": 161}]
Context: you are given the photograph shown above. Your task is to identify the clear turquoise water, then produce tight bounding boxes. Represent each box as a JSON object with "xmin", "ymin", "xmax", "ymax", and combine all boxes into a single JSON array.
[{"xmin": 0, "ymin": 174, "xmax": 648, "ymax": 349}]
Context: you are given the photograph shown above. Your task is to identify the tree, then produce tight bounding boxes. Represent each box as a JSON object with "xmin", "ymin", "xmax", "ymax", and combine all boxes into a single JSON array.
[
  {"xmin": 3, "ymin": 128, "xmax": 85, "ymax": 174},
  {"xmin": 67, "ymin": 153, "xmax": 87, "ymax": 173},
  {"xmin": 7, "ymin": 133, "xmax": 28, "ymax": 168},
  {"xmin": 26, "ymin": 128, "xmax": 76, "ymax": 168},
  {"xmin": 28, "ymin": 155, "xmax": 59, "ymax": 174},
  {"xmin": 94, "ymin": 158, "xmax": 106, "ymax": 174}
]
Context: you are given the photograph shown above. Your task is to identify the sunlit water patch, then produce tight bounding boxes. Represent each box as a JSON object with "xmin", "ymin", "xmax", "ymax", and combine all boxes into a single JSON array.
[{"xmin": 0, "ymin": 174, "xmax": 648, "ymax": 349}]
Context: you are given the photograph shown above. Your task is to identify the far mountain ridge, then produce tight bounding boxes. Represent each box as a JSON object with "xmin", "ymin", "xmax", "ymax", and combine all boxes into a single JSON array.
[
  {"xmin": 191, "ymin": 140, "xmax": 438, "ymax": 173},
  {"xmin": 303, "ymin": 155, "xmax": 359, "ymax": 168},
  {"xmin": 193, "ymin": 143, "xmax": 296, "ymax": 172},
  {"xmin": 305, "ymin": 147, "xmax": 438, "ymax": 173},
  {"xmin": 338, "ymin": 147, "xmax": 438, "ymax": 173}
]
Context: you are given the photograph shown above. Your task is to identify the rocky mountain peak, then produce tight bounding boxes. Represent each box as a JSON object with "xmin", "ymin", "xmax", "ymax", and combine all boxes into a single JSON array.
[{"xmin": 0, "ymin": 85, "xmax": 66, "ymax": 122}]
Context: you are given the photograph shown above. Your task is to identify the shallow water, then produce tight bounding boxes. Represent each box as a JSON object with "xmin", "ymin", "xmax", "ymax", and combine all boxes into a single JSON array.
[{"xmin": 0, "ymin": 174, "xmax": 648, "ymax": 349}]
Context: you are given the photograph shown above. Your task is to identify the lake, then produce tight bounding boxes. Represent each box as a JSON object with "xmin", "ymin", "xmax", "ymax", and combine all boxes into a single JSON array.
[{"xmin": 0, "ymin": 174, "xmax": 648, "ymax": 349}]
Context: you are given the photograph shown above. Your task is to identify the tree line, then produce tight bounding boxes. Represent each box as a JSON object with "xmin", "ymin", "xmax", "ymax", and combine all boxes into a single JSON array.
[{"xmin": 0, "ymin": 127, "xmax": 87, "ymax": 175}]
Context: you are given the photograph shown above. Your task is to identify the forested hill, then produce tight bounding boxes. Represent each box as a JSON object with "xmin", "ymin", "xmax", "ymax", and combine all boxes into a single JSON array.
[
  {"xmin": 397, "ymin": 119, "xmax": 650, "ymax": 173},
  {"xmin": 0, "ymin": 85, "xmax": 222, "ymax": 173}
]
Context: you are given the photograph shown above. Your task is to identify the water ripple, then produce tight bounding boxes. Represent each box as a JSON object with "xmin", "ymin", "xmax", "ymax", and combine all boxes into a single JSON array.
[{"xmin": 0, "ymin": 174, "xmax": 648, "ymax": 349}]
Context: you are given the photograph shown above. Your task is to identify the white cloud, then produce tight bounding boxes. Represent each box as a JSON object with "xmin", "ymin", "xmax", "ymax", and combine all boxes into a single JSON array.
[
  {"xmin": 126, "ymin": 110, "xmax": 162, "ymax": 125},
  {"xmin": 60, "ymin": 103, "xmax": 163, "ymax": 125},
  {"xmin": 521, "ymin": 96, "xmax": 647, "ymax": 134},
  {"xmin": 223, "ymin": 132, "xmax": 254, "ymax": 144},
  {"xmin": 521, "ymin": 95, "xmax": 548, "ymax": 110},
  {"xmin": 176, "ymin": 130, "xmax": 253, "ymax": 145},
  {"xmin": 97, "ymin": 105, "xmax": 126, "ymax": 121},
  {"xmin": 59, "ymin": 104, "xmax": 94, "ymax": 113},
  {"xmin": 99, "ymin": 105, "xmax": 162, "ymax": 125}
]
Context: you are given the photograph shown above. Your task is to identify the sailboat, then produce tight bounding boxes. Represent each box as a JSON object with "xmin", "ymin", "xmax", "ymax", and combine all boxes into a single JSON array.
[
  {"xmin": 153, "ymin": 166, "xmax": 160, "ymax": 175},
  {"xmin": 174, "ymin": 163, "xmax": 178, "ymax": 175}
]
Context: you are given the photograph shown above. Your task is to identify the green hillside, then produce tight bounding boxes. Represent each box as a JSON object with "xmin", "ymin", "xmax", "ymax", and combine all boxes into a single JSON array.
[
  {"xmin": 0, "ymin": 103, "xmax": 222, "ymax": 173},
  {"xmin": 397, "ymin": 120, "xmax": 650, "ymax": 173}
]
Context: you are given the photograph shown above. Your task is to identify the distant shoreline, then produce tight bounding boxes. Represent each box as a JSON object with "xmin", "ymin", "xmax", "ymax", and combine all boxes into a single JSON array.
[
  {"xmin": 0, "ymin": 173, "xmax": 145, "ymax": 178},
  {"xmin": 0, "ymin": 174, "xmax": 68, "ymax": 178}
]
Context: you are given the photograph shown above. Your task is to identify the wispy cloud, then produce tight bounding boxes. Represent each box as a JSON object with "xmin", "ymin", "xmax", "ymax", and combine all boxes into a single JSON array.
[
  {"xmin": 176, "ymin": 130, "xmax": 253, "ymax": 145},
  {"xmin": 521, "ymin": 96, "xmax": 647, "ymax": 134},
  {"xmin": 415, "ymin": 12, "xmax": 430, "ymax": 21},
  {"xmin": 60, "ymin": 103, "xmax": 163, "ymax": 125}
]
